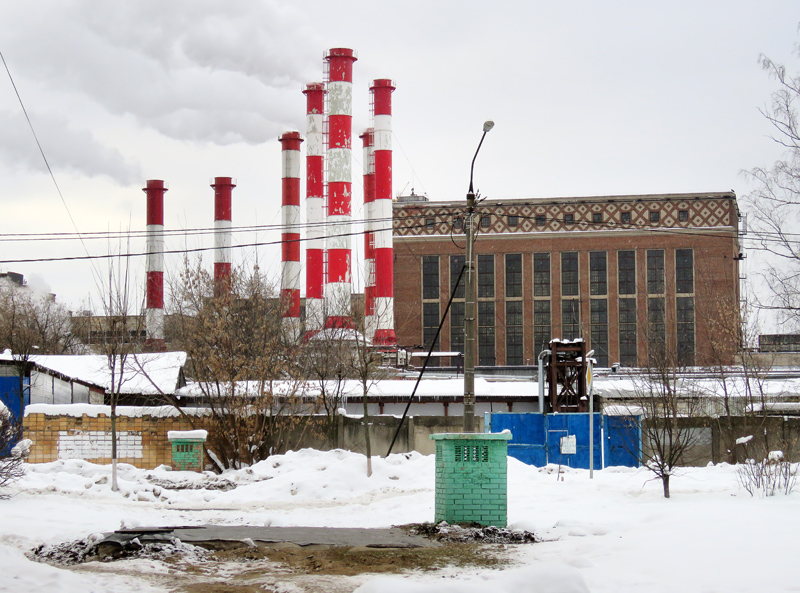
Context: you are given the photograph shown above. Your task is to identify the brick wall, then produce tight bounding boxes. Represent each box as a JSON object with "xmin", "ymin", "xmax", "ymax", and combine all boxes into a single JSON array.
[
  {"xmin": 432, "ymin": 433, "xmax": 511, "ymax": 527},
  {"xmin": 24, "ymin": 410, "xmax": 205, "ymax": 469}
]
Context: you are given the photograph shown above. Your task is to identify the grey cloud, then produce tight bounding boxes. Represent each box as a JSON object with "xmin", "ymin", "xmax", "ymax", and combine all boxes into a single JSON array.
[
  {"xmin": 1, "ymin": 1, "xmax": 320, "ymax": 146},
  {"xmin": 0, "ymin": 110, "xmax": 142, "ymax": 185}
]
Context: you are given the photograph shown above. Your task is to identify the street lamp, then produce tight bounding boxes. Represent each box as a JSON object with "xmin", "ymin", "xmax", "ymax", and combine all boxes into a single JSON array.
[{"xmin": 463, "ymin": 120, "xmax": 494, "ymax": 433}]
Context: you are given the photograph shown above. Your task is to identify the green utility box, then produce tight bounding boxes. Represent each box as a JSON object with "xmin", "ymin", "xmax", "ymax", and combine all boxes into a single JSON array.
[
  {"xmin": 167, "ymin": 430, "xmax": 208, "ymax": 472},
  {"xmin": 430, "ymin": 432, "xmax": 512, "ymax": 527}
]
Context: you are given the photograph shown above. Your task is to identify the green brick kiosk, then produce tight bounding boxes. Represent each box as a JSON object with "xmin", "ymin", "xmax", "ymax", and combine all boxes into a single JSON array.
[
  {"xmin": 430, "ymin": 431, "xmax": 512, "ymax": 527},
  {"xmin": 167, "ymin": 430, "xmax": 208, "ymax": 472}
]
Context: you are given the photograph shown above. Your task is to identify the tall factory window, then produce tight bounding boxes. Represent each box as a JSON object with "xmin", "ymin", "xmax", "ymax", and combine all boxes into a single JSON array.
[
  {"xmin": 590, "ymin": 251, "xmax": 607, "ymax": 296},
  {"xmin": 423, "ymin": 302, "xmax": 440, "ymax": 350},
  {"xmin": 646, "ymin": 250, "xmax": 665, "ymax": 295},
  {"xmin": 533, "ymin": 253, "xmax": 551, "ymax": 297},
  {"xmin": 534, "ymin": 300, "xmax": 551, "ymax": 356},
  {"xmin": 590, "ymin": 299, "xmax": 609, "ymax": 367},
  {"xmin": 619, "ymin": 298, "xmax": 637, "ymax": 366},
  {"xmin": 506, "ymin": 300, "xmax": 524, "ymax": 365},
  {"xmin": 562, "ymin": 299, "xmax": 581, "ymax": 340},
  {"xmin": 505, "ymin": 254, "xmax": 523, "ymax": 298},
  {"xmin": 478, "ymin": 254, "xmax": 495, "ymax": 298},
  {"xmin": 618, "ymin": 250, "xmax": 636, "ymax": 295},
  {"xmin": 677, "ymin": 297, "xmax": 695, "ymax": 366},
  {"xmin": 478, "ymin": 301, "xmax": 495, "ymax": 366},
  {"xmin": 450, "ymin": 254, "xmax": 465, "ymax": 299},
  {"xmin": 561, "ymin": 252, "xmax": 579, "ymax": 296},
  {"xmin": 676, "ymin": 249, "xmax": 694, "ymax": 294},
  {"xmin": 450, "ymin": 301, "xmax": 464, "ymax": 354},
  {"xmin": 422, "ymin": 255, "xmax": 439, "ymax": 300},
  {"xmin": 647, "ymin": 297, "xmax": 666, "ymax": 362}
]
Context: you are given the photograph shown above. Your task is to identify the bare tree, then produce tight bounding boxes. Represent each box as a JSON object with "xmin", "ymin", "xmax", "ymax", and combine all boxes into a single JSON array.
[
  {"xmin": 746, "ymin": 38, "xmax": 800, "ymax": 322},
  {"xmin": 94, "ymin": 254, "xmax": 142, "ymax": 492},
  {"xmin": 0, "ymin": 277, "xmax": 79, "ymax": 436},
  {"xmin": 169, "ymin": 262, "xmax": 314, "ymax": 470}
]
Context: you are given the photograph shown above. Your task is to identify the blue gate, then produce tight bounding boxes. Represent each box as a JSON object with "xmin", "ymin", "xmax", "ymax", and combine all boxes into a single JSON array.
[{"xmin": 487, "ymin": 413, "xmax": 640, "ymax": 469}]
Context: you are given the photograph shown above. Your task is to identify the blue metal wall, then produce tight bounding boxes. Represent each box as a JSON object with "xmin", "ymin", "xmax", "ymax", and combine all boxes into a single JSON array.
[
  {"xmin": 0, "ymin": 375, "xmax": 29, "ymax": 424},
  {"xmin": 487, "ymin": 412, "xmax": 640, "ymax": 468}
]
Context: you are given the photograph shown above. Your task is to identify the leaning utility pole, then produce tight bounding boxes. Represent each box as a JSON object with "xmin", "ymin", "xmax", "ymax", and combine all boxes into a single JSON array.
[{"xmin": 463, "ymin": 120, "xmax": 494, "ymax": 433}]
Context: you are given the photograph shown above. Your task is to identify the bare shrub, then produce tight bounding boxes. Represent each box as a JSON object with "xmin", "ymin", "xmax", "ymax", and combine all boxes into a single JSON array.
[{"xmin": 736, "ymin": 439, "xmax": 797, "ymax": 497}]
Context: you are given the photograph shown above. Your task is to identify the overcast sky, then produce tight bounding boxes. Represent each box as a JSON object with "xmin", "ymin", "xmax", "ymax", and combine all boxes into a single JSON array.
[{"xmin": 0, "ymin": 1, "xmax": 798, "ymax": 314}]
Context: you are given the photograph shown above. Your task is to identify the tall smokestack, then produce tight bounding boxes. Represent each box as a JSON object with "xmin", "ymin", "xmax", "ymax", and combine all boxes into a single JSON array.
[
  {"xmin": 211, "ymin": 176, "xmax": 235, "ymax": 296},
  {"xmin": 370, "ymin": 79, "xmax": 397, "ymax": 346},
  {"xmin": 303, "ymin": 82, "xmax": 326, "ymax": 340},
  {"xmin": 143, "ymin": 179, "xmax": 167, "ymax": 352},
  {"xmin": 360, "ymin": 128, "xmax": 376, "ymax": 342},
  {"xmin": 280, "ymin": 131, "xmax": 303, "ymax": 343},
  {"xmin": 324, "ymin": 48, "xmax": 357, "ymax": 330}
]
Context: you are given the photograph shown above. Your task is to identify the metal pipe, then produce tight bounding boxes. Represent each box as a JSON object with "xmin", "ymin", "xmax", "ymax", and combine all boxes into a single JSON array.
[{"xmin": 538, "ymin": 349, "xmax": 551, "ymax": 414}]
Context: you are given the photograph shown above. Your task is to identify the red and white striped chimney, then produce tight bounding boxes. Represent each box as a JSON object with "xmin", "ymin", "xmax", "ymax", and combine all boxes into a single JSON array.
[
  {"xmin": 324, "ymin": 48, "xmax": 357, "ymax": 330},
  {"xmin": 211, "ymin": 176, "xmax": 235, "ymax": 296},
  {"xmin": 143, "ymin": 179, "xmax": 167, "ymax": 352},
  {"xmin": 370, "ymin": 79, "xmax": 397, "ymax": 346},
  {"xmin": 360, "ymin": 128, "xmax": 376, "ymax": 342},
  {"xmin": 303, "ymin": 82, "xmax": 326, "ymax": 340},
  {"xmin": 280, "ymin": 131, "xmax": 303, "ymax": 343}
]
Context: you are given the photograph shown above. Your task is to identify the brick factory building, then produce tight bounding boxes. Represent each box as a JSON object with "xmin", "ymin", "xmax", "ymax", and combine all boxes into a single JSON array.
[{"xmin": 393, "ymin": 192, "xmax": 741, "ymax": 368}]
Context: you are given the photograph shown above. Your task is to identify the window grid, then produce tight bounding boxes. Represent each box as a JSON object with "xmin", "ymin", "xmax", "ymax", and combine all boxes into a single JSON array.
[
  {"xmin": 506, "ymin": 299, "xmax": 524, "ymax": 366},
  {"xmin": 677, "ymin": 297, "xmax": 695, "ymax": 366},
  {"xmin": 590, "ymin": 251, "xmax": 607, "ymax": 296},
  {"xmin": 534, "ymin": 300, "xmax": 551, "ymax": 357},
  {"xmin": 619, "ymin": 298, "xmax": 637, "ymax": 367},
  {"xmin": 618, "ymin": 250, "xmax": 636, "ymax": 295},
  {"xmin": 562, "ymin": 299, "xmax": 581, "ymax": 340},
  {"xmin": 450, "ymin": 254, "xmax": 465, "ymax": 300},
  {"xmin": 533, "ymin": 253, "xmax": 551, "ymax": 297},
  {"xmin": 478, "ymin": 254, "xmax": 494, "ymax": 298},
  {"xmin": 676, "ymin": 249, "xmax": 694, "ymax": 294},
  {"xmin": 561, "ymin": 252, "xmax": 579, "ymax": 297},
  {"xmin": 646, "ymin": 250, "xmax": 665, "ymax": 295},
  {"xmin": 478, "ymin": 301, "xmax": 495, "ymax": 366},
  {"xmin": 422, "ymin": 255, "xmax": 439, "ymax": 300},
  {"xmin": 505, "ymin": 254, "xmax": 523, "ymax": 298},
  {"xmin": 590, "ymin": 299, "xmax": 609, "ymax": 367}
]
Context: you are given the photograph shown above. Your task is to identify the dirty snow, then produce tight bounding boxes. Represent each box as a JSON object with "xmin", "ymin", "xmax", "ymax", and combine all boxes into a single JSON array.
[{"xmin": 1, "ymin": 449, "xmax": 798, "ymax": 592}]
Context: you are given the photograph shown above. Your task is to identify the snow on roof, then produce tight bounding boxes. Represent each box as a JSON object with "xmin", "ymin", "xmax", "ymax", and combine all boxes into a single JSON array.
[
  {"xmin": 176, "ymin": 376, "xmax": 537, "ymax": 400},
  {"xmin": 0, "ymin": 351, "xmax": 186, "ymax": 395},
  {"xmin": 24, "ymin": 403, "xmax": 207, "ymax": 418}
]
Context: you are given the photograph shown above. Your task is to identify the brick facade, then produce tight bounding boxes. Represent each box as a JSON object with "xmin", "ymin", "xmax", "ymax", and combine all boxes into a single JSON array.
[
  {"xmin": 24, "ymin": 410, "xmax": 206, "ymax": 469},
  {"xmin": 394, "ymin": 192, "xmax": 741, "ymax": 367}
]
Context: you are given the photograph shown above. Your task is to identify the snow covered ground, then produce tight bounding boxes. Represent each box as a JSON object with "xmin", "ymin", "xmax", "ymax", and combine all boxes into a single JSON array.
[{"xmin": 1, "ymin": 450, "xmax": 798, "ymax": 592}]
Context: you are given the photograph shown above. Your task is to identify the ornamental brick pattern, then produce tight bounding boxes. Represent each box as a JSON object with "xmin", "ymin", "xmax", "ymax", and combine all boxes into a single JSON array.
[{"xmin": 394, "ymin": 192, "xmax": 741, "ymax": 368}]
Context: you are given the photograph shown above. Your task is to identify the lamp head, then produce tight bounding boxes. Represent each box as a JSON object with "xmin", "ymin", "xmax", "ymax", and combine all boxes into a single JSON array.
[{"xmin": 483, "ymin": 120, "xmax": 495, "ymax": 133}]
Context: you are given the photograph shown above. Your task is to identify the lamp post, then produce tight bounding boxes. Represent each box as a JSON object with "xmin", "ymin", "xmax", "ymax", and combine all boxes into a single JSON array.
[{"xmin": 463, "ymin": 120, "xmax": 494, "ymax": 433}]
